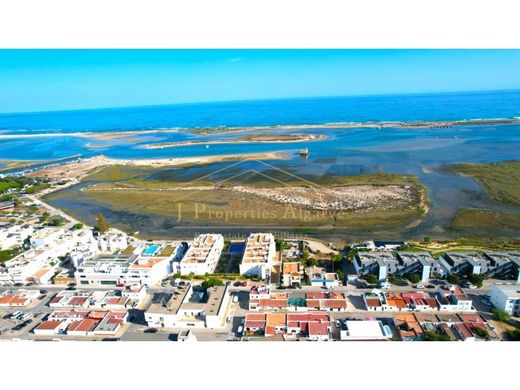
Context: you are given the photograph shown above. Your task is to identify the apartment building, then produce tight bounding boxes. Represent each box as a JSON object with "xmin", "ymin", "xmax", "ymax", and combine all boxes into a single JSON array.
[
  {"xmin": 145, "ymin": 283, "xmax": 231, "ymax": 329},
  {"xmin": 179, "ymin": 234, "xmax": 224, "ymax": 275},
  {"xmin": 490, "ymin": 284, "xmax": 520, "ymax": 316},
  {"xmin": 0, "ymin": 223, "xmax": 33, "ymax": 250},
  {"xmin": 482, "ymin": 253, "xmax": 520, "ymax": 282},
  {"xmin": 75, "ymin": 253, "xmax": 138, "ymax": 286},
  {"xmin": 126, "ymin": 243, "xmax": 183, "ymax": 285},
  {"xmin": 239, "ymin": 233, "xmax": 277, "ymax": 280},
  {"xmin": 439, "ymin": 252, "xmax": 490, "ymax": 275},
  {"xmin": 355, "ymin": 251, "xmax": 441, "ymax": 282}
]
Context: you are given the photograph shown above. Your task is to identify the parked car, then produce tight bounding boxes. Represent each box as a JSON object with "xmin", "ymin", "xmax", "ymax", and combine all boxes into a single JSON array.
[
  {"xmin": 20, "ymin": 312, "xmax": 32, "ymax": 321},
  {"xmin": 466, "ymin": 282, "xmax": 477, "ymax": 289},
  {"xmin": 10, "ymin": 311, "xmax": 22, "ymax": 320},
  {"xmin": 232, "ymin": 295, "xmax": 239, "ymax": 303},
  {"xmin": 144, "ymin": 328, "xmax": 158, "ymax": 334},
  {"xmin": 226, "ymin": 316, "xmax": 232, "ymax": 323},
  {"xmin": 414, "ymin": 284, "xmax": 425, "ymax": 289}
]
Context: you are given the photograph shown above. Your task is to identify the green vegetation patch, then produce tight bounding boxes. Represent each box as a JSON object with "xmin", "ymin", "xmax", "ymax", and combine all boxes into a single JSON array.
[
  {"xmin": 452, "ymin": 209, "xmax": 520, "ymax": 231},
  {"xmin": 453, "ymin": 160, "xmax": 520, "ymax": 207}
]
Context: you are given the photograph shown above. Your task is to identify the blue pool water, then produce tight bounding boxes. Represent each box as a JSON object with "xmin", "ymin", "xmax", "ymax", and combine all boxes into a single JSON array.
[
  {"xmin": 229, "ymin": 242, "xmax": 245, "ymax": 254},
  {"xmin": 143, "ymin": 244, "xmax": 160, "ymax": 256}
]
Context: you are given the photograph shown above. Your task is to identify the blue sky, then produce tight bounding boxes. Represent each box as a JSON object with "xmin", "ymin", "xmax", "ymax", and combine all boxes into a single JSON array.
[{"xmin": 1, "ymin": 49, "xmax": 520, "ymax": 113}]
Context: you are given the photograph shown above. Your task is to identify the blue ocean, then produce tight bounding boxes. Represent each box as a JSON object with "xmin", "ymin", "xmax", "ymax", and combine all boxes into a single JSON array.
[{"xmin": 3, "ymin": 89, "xmax": 520, "ymax": 239}]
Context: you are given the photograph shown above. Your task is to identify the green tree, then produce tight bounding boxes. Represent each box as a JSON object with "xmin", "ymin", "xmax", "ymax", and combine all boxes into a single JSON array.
[
  {"xmin": 39, "ymin": 211, "xmax": 50, "ymax": 223},
  {"xmin": 423, "ymin": 236, "xmax": 431, "ymax": 243},
  {"xmin": 47, "ymin": 215, "xmax": 67, "ymax": 226},
  {"xmin": 201, "ymin": 278, "xmax": 224, "ymax": 289},
  {"xmin": 306, "ymin": 258, "xmax": 318, "ymax": 267},
  {"xmin": 446, "ymin": 274, "xmax": 460, "ymax": 285},
  {"xmin": 365, "ymin": 274, "xmax": 378, "ymax": 285},
  {"xmin": 71, "ymin": 223, "xmax": 84, "ymax": 230},
  {"xmin": 471, "ymin": 327, "xmax": 490, "ymax": 340},
  {"xmin": 507, "ymin": 329, "xmax": 520, "ymax": 341},
  {"xmin": 491, "ymin": 309, "xmax": 511, "ymax": 322},
  {"xmin": 96, "ymin": 212, "xmax": 109, "ymax": 233},
  {"xmin": 425, "ymin": 331, "xmax": 451, "ymax": 341},
  {"xmin": 388, "ymin": 275, "xmax": 398, "ymax": 284},
  {"xmin": 406, "ymin": 273, "xmax": 421, "ymax": 284},
  {"xmin": 467, "ymin": 273, "xmax": 484, "ymax": 288}
]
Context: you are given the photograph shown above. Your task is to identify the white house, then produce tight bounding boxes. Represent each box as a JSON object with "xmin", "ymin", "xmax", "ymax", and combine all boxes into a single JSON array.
[
  {"xmin": 179, "ymin": 234, "xmax": 224, "ymax": 276},
  {"xmin": 339, "ymin": 320, "xmax": 392, "ymax": 341},
  {"xmin": 239, "ymin": 233, "xmax": 277, "ymax": 280},
  {"xmin": 490, "ymin": 284, "xmax": 520, "ymax": 316}
]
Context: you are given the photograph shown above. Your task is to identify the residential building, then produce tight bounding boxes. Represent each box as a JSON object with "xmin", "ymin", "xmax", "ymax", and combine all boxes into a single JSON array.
[
  {"xmin": 75, "ymin": 253, "xmax": 138, "ymax": 286},
  {"xmin": 0, "ymin": 223, "xmax": 33, "ymax": 250},
  {"xmin": 483, "ymin": 253, "xmax": 520, "ymax": 282},
  {"xmin": 306, "ymin": 266, "xmax": 341, "ymax": 288},
  {"xmin": 286, "ymin": 312, "xmax": 331, "ymax": 341},
  {"xmin": 97, "ymin": 231, "xmax": 128, "ymax": 252},
  {"xmin": 396, "ymin": 252, "xmax": 442, "ymax": 281},
  {"xmin": 490, "ymin": 284, "xmax": 520, "ymax": 316},
  {"xmin": 239, "ymin": 233, "xmax": 277, "ymax": 281},
  {"xmin": 354, "ymin": 252, "xmax": 398, "ymax": 281},
  {"xmin": 126, "ymin": 243, "xmax": 183, "ymax": 285},
  {"xmin": 339, "ymin": 320, "xmax": 392, "ymax": 341},
  {"xmin": 281, "ymin": 262, "xmax": 303, "ymax": 287},
  {"xmin": 440, "ymin": 252, "xmax": 490, "ymax": 275},
  {"xmin": 0, "ymin": 289, "xmax": 40, "ymax": 307},
  {"xmin": 179, "ymin": 234, "xmax": 224, "ymax": 275},
  {"xmin": 435, "ymin": 285, "xmax": 474, "ymax": 312},
  {"xmin": 145, "ymin": 283, "xmax": 231, "ymax": 329}
]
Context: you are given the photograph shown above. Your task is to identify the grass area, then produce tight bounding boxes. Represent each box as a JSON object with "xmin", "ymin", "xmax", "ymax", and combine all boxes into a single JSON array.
[
  {"xmin": 408, "ymin": 236, "xmax": 520, "ymax": 256},
  {"xmin": 81, "ymin": 187, "xmax": 425, "ymax": 228},
  {"xmin": 53, "ymin": 165, "xmax": 429, "ymax": 230},
  {"xmin": 158, "ymin": 244, "xmax": 174, "ymax": 257},
  {"xmin": 453, "ymin": 160, "xmax": 520, "ymax": 207},
  {"xmin": 452, "ymin": 209, "xmax": 520, "ymax": 231},
  {"xmin": 84, "ymin": 165, "xmax": 157, "ymax": 182}
]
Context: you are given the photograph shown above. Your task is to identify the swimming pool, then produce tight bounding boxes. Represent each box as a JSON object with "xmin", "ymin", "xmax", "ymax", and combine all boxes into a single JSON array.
[
  {"xmin": 229, "ymin": 242, "xmax": 245, "ymax": 254},
  {"xmin": 144, "ymin": 244, "xmax": 160, "ymax": 256}
]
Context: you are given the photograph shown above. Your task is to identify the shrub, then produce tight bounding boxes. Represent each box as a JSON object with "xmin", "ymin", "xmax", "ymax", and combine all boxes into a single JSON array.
[
  {"xmin": 446, "ymin": 274, "xmax": 460, "ymax": 284},
  {"xmin": 492, "ymin": 309, "xmax": 511, "ymax": 322}
]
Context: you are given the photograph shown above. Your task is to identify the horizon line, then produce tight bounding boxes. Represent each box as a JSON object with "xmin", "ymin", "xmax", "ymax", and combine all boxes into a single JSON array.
[{"xmin": 1, "ymin": 87, "xmax": 520, "ymax": 116}]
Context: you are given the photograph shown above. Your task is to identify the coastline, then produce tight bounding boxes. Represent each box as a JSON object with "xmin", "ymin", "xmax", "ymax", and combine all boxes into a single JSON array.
[
  {"xmin": 1, "ymin": 117, "xmax": 519, "ymax": 140},
  {"xmin": 140, "ymin": 133, "xmax": 327, "ymax": 149},
  {"xmin": 27, "ymin": 151, "xmax": 289, "ymax": 180}
]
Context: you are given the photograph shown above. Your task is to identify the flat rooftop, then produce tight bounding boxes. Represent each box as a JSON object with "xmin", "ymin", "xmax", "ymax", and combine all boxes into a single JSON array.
[
  {"xmin": 492, "ymin": 284, "xmax": 520, "ymax": 299},
  {"xmin": 147, "ymin": 284, "xmax": 192, "ymax": 315},
  {"xmin": 242, "ymin": 233, "xmax": 274, "ymax": 264},
  {"xmin": 78, "ymin": 254, "xmax": 138, "ymax": 271},
  {"xmin": 182, "ymin": 234, "xmax": 221, "ymax": 264},
  {"xmin": 344, "ymin": 320, "xmax": 386, "ymax": 338}
]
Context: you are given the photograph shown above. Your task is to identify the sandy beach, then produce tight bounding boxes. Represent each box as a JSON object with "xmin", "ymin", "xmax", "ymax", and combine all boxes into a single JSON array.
[
  {"xmin": 141, "ymin": 133, "xmax": 327, "ymax": 149},
  {"xmin": 28, "ymin": 151, "xmax": 289, "ymax": 180},
  {"xmin": 1, "ymin": 117, "xmax": 518, "ymax": 141}
]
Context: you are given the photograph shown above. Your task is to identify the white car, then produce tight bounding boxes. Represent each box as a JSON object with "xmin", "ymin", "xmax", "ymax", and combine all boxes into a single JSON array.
[
  {"xmin": 414, "ymin": 284, "xmax": 425, "ymax": 289},
  {"xmin": 466, "ymin": 283, "xmax": 477, "ymax": 289},
  {"xmin": 232, "ymin": 295, "xmax": 239, "ymax": 303},
  {"xmin": 226, "ymin": 316, "xmax": 232, "ymax": 323},
  {"xmin": 10, "ymin": 311, "xmax": 22, "ymax": 320},
  {"xmin": 20, "ymin": 312, "xmax": 32, "ymax": 321}
]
